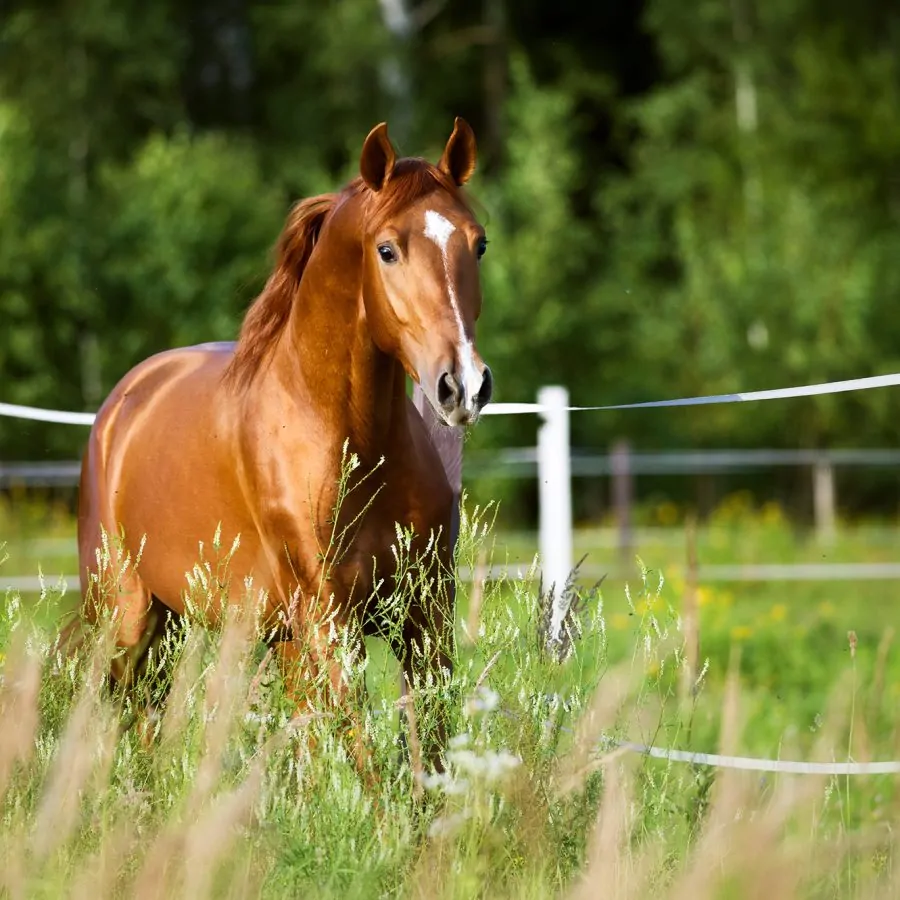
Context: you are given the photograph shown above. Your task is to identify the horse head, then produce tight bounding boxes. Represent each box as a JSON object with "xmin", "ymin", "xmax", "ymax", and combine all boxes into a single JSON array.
[{"xmin": 356, "ymin": 118, "xmax": 493, "ymax": 426}]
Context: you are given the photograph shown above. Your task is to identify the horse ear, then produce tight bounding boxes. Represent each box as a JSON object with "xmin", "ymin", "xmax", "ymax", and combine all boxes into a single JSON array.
[
  {"xmin": 360, "ymin": 122, "xmax": 396, "ymax": 192},
  {"xmin": 438, "ymin": 117, "xmax": 477, "ymax": 186}
]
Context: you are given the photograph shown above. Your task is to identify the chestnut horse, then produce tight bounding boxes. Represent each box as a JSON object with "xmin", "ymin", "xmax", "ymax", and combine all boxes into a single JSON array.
[{"xmin": 73, "ymin": 118, "xmax": 492, "ymax": 770}]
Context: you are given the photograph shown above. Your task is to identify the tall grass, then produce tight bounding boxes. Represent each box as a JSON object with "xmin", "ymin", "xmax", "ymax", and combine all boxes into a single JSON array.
[{"xmin": 0, "ymin": 485, "xmax": 898, "ymax": 898}]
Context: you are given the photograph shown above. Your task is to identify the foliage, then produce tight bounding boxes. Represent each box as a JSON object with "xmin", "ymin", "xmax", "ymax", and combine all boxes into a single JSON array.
[
  {"xmin": 1, "ymin": 0, "xmax": 899, "ymax": 517},
  {"xmin": 97, "ymin": 131, "xmax": 284, "ymax": 361}
]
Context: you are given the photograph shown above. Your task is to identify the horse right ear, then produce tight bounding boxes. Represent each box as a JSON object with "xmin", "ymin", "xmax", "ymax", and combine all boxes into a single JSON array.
[
  {"xmin": 438, "ymin": 117, "xmax": 477, "ymax": 186},
  {"xmin": 360, "ymin": 122, "xmax": 396, "ymax": 192}
]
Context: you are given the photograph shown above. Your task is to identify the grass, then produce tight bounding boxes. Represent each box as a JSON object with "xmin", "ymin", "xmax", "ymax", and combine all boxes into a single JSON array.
[{"xmin": 1, "ymin": 487, "xmax": 900, "ymax": 897}]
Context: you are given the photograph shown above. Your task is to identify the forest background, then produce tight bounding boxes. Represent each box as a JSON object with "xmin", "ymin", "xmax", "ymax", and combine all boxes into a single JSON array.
[{"xmin": 1, "ymin": 0, "xmax": 898, "ymax": 525}]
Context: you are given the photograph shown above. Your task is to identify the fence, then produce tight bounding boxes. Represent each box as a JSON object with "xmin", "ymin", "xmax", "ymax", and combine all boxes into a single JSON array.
[
  {"xmin": 5, "ymin": 376, "xmax": 900, "ymax": 596},
  {"xmin": 9, "ymin": 441, "xmax": 900, "ymax": 582},
  {"xmin": 482, "ymin": 381, "xmax": 900, "ymax": 600},
  {"xmin": 0, "ymin": 462, "xmax": 81, "ymax": 487}
]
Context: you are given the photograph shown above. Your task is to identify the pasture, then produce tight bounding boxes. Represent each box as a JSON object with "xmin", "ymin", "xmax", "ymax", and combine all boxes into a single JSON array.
[{"xmin": 2, "ymin": 491, "xmax": 900, "ymax": 898}]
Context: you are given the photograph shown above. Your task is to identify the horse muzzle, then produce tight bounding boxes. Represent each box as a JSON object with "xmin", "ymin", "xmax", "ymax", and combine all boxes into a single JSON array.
[{"xmin": 435, "ymin": 362, "xmax": 493, "ymax": 426}]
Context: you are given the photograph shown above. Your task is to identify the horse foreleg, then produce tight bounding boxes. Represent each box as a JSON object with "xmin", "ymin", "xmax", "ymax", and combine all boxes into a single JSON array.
[
  {"xmin": 68, "ymin": 560, "xmax": 154, "ymax": 686},
  {"xmin": 64, "ymin": 561, "xmax": 164, "ymax": 744},
  {"xmin": 398, "ymin": 612, "xmax": 455, "ymax": 775},
  {"xmin": 274, "ymin": 622, "xmax": 374, "ymax": 782}
]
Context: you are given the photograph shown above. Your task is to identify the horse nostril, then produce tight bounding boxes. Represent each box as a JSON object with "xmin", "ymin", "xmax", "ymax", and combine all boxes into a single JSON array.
[
  {"xmin": 476, "ymin": 366, "xmax": 493, "ymax": 407},
  {"xmin": 437, "ymin": 371, "xmax": 458, "ymax": 407}
]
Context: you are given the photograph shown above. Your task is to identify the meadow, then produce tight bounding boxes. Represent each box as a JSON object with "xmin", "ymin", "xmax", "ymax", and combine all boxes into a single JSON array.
[{"xmin": 1, "ymin": 489, "xmax": 900, "ymax": 898}]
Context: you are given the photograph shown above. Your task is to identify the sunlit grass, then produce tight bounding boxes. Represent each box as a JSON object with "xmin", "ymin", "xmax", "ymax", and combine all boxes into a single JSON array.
[{"xmin": 1, "ymin": 490, "xmax": 900, "ymax": 896}]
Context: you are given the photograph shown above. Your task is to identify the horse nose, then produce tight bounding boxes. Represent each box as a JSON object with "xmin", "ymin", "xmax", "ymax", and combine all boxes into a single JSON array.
[
  {"xmin": 476, "ymin": 365, "xmax": 493, "ymax": 408},
  {"xmin": 436, "ymin": 371, "xmax": 460, "ymax": 408},
  {"xmin": 436, "ymin": 364, "xmax": 492, "ymax": 420}
]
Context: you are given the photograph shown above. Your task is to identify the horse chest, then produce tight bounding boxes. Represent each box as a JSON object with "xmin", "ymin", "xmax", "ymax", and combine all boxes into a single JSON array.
[
  {"xmin": 244, "ymin": 414, "xmax": 453, "ymax": 614},
  {"xmin": 328, "ymin": 466, "xmax": 451, "ymax": 604}
]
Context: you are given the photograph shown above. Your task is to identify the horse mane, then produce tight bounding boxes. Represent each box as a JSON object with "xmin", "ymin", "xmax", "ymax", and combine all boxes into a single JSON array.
[
  {"xmin": 224, "ymin": 158, "xmax": 470, "ymax": 391},
  {"xmin": 223, "ymin": 193, "xmax": 336, "ymax": 390}
]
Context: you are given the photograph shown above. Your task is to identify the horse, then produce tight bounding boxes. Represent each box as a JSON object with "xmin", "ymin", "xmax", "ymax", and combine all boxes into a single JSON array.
[{"xmin": 70, "ymin": 118, "xmax": 493, "ymax": 774}]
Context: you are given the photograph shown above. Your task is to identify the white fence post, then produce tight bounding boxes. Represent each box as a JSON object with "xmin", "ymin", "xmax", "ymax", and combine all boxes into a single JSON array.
[
  {"xmin": 610, "ymin": 438, "xmax": 633, "ymax": 569},
  {"xmin": 813, "ymin": 456, "xmax": 836, "ymax": 545},
  {"xmin": 537, "ymin": 386, "xmax": 573, "ymax": 643}
]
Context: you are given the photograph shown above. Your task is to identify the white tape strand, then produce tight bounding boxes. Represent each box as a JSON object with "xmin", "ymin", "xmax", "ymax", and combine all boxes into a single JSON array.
[
  {"xmin": 620, "ymin": 742, "xmax": 900, "ymax": 775},
  {"xmin": 3, "ymin": 372, "xmax": 900, "ymax": 423},
  {"xmin": 0, "ymin": 403, "xmax": 96, "ymax": 426},
  {"xmin": 482, "ymin": 372, "xmax": 900, "ymax": 416}
]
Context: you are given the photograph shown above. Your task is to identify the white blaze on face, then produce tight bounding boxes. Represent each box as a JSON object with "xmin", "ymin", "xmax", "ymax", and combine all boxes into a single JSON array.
[{"xmin": 423, "ymin": 209, "xmax": 482, "ymax": 412}]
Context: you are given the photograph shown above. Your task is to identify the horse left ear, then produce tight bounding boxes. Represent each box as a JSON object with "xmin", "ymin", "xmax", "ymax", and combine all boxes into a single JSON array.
[
  {"xmin": 360, "ymin": 122, "xmax": 396, "ymax": 192},
  {"xmin": 439, "ymin": 117, "xmax": 477, "ymax": 186}
]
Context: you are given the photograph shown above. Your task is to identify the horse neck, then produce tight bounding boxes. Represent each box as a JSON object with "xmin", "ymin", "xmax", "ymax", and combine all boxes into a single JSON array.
[{"xmin": 266, "ymin": 216, "xmax": 409, "ymax": 459}]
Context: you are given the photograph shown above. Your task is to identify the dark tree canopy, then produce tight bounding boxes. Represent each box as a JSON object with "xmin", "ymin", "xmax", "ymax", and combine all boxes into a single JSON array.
[{"xmin": 1, "ymin": 0, "xmax": 898, "ymax": 518}]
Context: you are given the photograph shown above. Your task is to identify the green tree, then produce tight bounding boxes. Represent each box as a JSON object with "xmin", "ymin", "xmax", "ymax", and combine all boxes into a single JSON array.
[
  {"xmin": 97, "ymin": 132, "xmax": 284, "ymax": 369},
  {"xmin": 593, "ymin": 0, "xmax": 900, "ymax": 453}
]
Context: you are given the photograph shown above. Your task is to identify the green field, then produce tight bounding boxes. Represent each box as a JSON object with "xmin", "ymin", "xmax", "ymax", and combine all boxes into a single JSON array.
[{"xmin": 2, "ymin": 491, "xmax": 900, "ymax": 897}]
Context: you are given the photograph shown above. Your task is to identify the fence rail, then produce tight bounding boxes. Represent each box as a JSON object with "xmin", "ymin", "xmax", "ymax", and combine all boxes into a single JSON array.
[
  {"xmin": 9, "ymin": 561, "xmax": 900, "ymax": 597},
  {"xmin": 0, "ymin": 462, "xmax": 81, "ymax": 487},
  {"xmin": 465, "ymin": 447, "xmax": 900, "ymax": 478},
  {"xmin": 5, "ymin": 447, "xmax": 900, "ymax": 487}
]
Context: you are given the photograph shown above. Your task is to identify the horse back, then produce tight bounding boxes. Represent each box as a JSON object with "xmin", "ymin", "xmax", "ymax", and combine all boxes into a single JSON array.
[{"xmin": 77, "ymin": 342, "xmax": 267, "ymax": 614}]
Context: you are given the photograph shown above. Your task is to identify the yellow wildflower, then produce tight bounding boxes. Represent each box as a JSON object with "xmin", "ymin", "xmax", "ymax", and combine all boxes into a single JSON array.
[
  {"xmin": 761, "ymin": 501, "xmax": 784, "ymax": 526},
  {"xmin": 655, "ymin": 501, "xmax": 679, "ymax": 527}
]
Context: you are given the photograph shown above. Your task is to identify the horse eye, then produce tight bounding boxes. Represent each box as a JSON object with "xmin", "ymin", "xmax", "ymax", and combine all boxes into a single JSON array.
[
  {"xmin": 377, "ymin": 244, "xmax": 398, "ymax": 264},
  {"xmin": 477, "ymin": 237, "xmax": 488, "ymax": 260}
]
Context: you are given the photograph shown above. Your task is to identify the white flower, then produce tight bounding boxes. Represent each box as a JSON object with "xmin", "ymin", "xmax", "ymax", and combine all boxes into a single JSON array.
[
  {"xmin": 421, "ymin": 771, "xmax": 470, "ymax": 796},
  {"xmin": 447, "ymin": 749, "xmax": 485, "ymax": 776},
  {"xmin": 447, "ymin": 747, "xmax": 521, "ymax": 784},
  {"xmin": 442, "ymin": 777, "xmax": 471, "ymax": 796},
  {"xmin": 465, "ymin": 686, "xmax": 500, "ymax": 716},
  {"xmin": 428, "ymin": 811, "xmax": 471, "ymax": 838},
  {"xmin": 481, "ymin": 750, "xmax": 521, "ymax": 781},
  {"xmin": 421, "ymin": 772, "xmax": 451, "ymax": 792}
]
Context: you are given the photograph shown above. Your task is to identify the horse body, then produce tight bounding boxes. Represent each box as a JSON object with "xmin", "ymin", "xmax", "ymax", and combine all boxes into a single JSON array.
[
  {"xmin": 80, "ymin": 338, "xmax": 451, "ymax": 633},
  {"xmin": 73, "ymin": 118, "xmax": 490, "ymax": 772}
]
